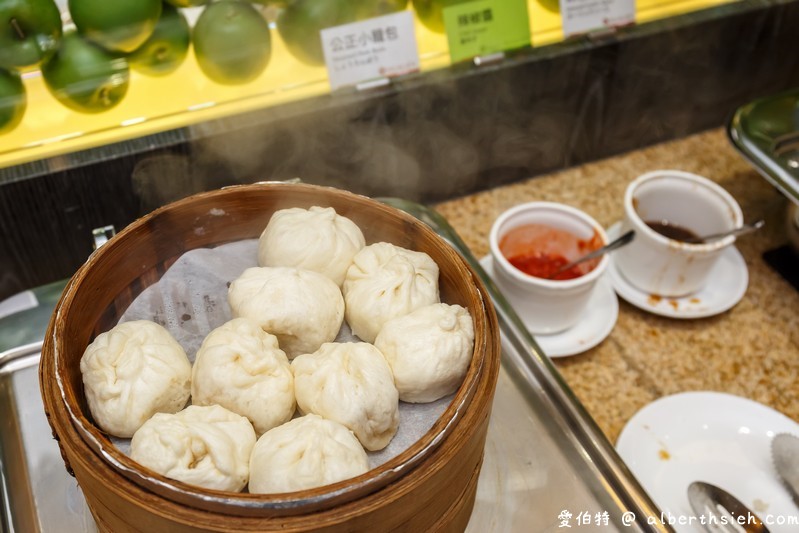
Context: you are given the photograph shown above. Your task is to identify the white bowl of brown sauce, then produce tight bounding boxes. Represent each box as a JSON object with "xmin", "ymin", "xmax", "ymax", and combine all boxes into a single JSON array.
[{"xmin": 614, "ymin": 170, "xmax": 744, "ymax": 298}]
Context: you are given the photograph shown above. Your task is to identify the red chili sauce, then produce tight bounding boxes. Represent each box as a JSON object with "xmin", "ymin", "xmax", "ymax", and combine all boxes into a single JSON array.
[{"xmin": 499, "ymin": 223, "xmax": 603, "ymax": 281}]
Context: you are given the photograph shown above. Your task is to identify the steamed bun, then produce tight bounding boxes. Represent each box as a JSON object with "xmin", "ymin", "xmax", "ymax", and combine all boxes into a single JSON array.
[
  {"xmin": 130, "ymin": 405, "xmax": 256, "ymax": 492},
  {"xmin": 80, "ymin": 320, "xmax": 191, "ymax": 438},
  {"xmin": 228, "ymin": 266, "xmax": 344, "ymax": 358},
  {"xmin": 292, "ymin": 342, "xmax": 399, "ymax": 451},
  {"xmin": 342, "ymin": 242, "xmax": 440, "ymax": 343},
  {"xmin": 248, "ymin": 414, "xmax": 368, "ymax": 494},
  {"xmin": 258, "ymin": 206, "xmax": 365, "ymax": 286},
  {"xmin": 374, "ymin": 303, "xmax": 474, "ymax": 403},
  {"xmin": 191, "ymin": 318, "xmax": 295, "ymax": 435}
]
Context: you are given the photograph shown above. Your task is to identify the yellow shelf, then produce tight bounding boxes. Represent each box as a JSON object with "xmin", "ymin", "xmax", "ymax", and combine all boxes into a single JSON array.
[
  {"xmin": 530, "ymin": 0, "xmax": 734, "ymax": 46},
  {"xmin": 0, "ymin": 0, "xmax": 735, "ymax": 171}
]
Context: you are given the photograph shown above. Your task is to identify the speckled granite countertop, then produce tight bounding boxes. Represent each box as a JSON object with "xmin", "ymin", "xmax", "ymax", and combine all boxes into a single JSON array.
[{"xmin": 435, "ymin": 127, "xmax": 799, "ymax": 444}]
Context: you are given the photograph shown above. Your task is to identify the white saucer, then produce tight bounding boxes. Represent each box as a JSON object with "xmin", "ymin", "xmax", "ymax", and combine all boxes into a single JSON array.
[
  {"xmin": 479, "ymin": 255, "xmax": 618, "ymax": 358},
  {"xmin": 606, "ymin": 222, "xmax": 748, "ymax": 319},
  {"xmin": 616, "ymin": 392, "xmax": 799, "ymax": 533}
]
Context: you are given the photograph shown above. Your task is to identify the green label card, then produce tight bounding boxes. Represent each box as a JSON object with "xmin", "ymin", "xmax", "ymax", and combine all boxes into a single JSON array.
[{"xmin": 443, "ymin": 0, "xmax": 531, "ymax": 63}]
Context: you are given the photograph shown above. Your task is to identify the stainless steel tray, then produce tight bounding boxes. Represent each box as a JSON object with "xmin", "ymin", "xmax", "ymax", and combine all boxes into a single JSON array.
[
  {"xmin": 0, "ymin": 203, "xmax": 670, "ymax": 532},
  {"xmin": 0, "ymin": 343, "xmax": 97, "ymax": 532},
  {"xmin": 728, "ymin": 88, "xmax": 799, "ymax": 204}
]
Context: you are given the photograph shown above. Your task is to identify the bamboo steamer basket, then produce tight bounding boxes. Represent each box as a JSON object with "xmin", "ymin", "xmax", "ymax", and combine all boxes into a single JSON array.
[{"xmin": 39, "ymin": 182, "xmax": 500, "ymax": 532}]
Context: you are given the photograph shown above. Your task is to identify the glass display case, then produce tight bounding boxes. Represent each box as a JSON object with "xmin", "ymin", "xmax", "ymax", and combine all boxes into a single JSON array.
[
  {"xmin": 4, "ymin": 0, "xmax": 798, "ymax": 303},
  {"xmin": 1, "ymin": 0, "xmax": 733, "ymax": 173},
  {"xmin": 1, "ymin": 1, "xmax": 799, "ymax": 530}
]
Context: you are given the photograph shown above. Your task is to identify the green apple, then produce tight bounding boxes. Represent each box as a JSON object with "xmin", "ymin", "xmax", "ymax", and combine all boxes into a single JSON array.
[
  {"xmin": 277, "ymin": 0, "xmax": 359, "ymax": 67},
  {"xmin": 41, "ymin": 31, "xmax": 130, "ymax": 113},
  {"xmin": 355, "ymin": 0, "xmax": 408, "ymax": 18},
  {"xmin": 193, "ymin": 1, "xmax": 271, "ymax": 85},
  {"xmin": 68, "ymin": 0, "xmax": 162, "ymax": 53},
  {"xmin": 0, "ymin": 66, "xmax": 25, "ymax": 133},
  {"xmin": 538, "ymin": 0, "xmax": 560, "ymax": 13},
  {"xmin": 0, "ymin": 0, "xmax": 62, "ymax": 69},
  {"xmin": 249, "ymin": 0, "xmax": 289, "ymax": 6},
  {"xmin": 164, "ymin": 0, "xmax": 208, "ymax": 7},
  {"xmin": 129, "ymin": 3, "xmax": 190, "ymax": 77},
  {"xmin": 412, "ymin": 0, "xmax": 467, "ymax": 33},
  {"xmin": 277, "ymin": 0, "xmax": 406, "ymax": 67}
]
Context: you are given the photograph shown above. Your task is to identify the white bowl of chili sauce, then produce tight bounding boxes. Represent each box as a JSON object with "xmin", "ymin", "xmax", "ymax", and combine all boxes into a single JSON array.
[{"xmin": 489, "ymin": 202, "xmax": 609, "ymax": 335}]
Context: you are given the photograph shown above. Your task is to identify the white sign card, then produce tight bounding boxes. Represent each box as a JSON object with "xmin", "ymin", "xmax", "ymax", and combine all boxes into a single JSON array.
[
  {"xmin": 321, "ymin": 10, "xmax": 420, "ymax": 91},
  {"xmin": 560, "ymin": 0, "xmax": 636, "ymax": 37}
]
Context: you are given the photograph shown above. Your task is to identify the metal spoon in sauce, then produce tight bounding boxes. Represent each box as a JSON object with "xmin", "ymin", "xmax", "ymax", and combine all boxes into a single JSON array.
[
  {"xmin": 681, "ymin": 219, "xmax": 765, "ymax": 244},
  {"xmin": 546, "ymin": 229, "xmax": 636, "ymax": 279},
  {"xmin": 687, "ymin": 481, "xmax": 770, "ymax": 533}
]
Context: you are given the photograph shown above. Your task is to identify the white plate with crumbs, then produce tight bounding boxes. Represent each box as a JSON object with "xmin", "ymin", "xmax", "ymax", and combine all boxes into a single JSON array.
[
  {"xmin": 616, "ymin": 391, "xmax": 799, "ymax": 532},
  {"xmin": 606, "ymin": 222, "xmax": 748, "ymax": 319}
]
